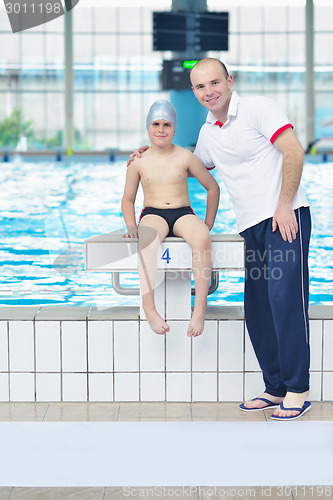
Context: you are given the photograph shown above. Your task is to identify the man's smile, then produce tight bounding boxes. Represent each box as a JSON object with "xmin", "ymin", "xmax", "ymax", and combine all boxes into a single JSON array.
[{"xmin": 206, "ymin": 95, "xmax": 220, "ymax": 103}]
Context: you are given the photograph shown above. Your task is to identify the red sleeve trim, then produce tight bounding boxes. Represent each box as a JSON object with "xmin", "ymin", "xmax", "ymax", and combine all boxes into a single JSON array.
[
  {"xmin": 270, "ymin": 123, "xmax": 293, "ymax": 144},
  {"xmin": 206, "ymin": 166, "xmax": 216, "ymax": 170}
]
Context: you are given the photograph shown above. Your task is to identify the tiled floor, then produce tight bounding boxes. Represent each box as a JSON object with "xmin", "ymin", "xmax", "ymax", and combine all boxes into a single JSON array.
[
  {"xmin": 0, "ymin": 402, "xmax": 332, "ymax": 499},
  {"xmin": 0, "ymin": 401, "xmax": 332, "ymax": 422}
]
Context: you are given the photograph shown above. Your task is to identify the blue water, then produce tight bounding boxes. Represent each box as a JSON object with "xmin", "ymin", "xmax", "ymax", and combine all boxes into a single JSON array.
[{"xmin": 0, "ymin": 159, "xmax": 332, "ymax": 306}]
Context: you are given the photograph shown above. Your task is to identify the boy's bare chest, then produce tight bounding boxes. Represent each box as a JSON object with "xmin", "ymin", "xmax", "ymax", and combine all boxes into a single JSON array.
[{"xmin": 140, "ymin": 161, "xmax": 187, "ymax": 185}]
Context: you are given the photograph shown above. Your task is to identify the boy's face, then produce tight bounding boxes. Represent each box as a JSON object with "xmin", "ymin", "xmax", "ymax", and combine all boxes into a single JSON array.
[
  {"xmin": 191, "ymin": 61, "xmax": 233, "ymax": 116},
  {"xmin": 148, "ymin": 120, "xmax": 175, "ymax": 147}
]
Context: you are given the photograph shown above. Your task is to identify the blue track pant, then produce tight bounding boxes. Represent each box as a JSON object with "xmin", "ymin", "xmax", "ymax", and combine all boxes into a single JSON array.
[{"xmin": 240, "ymin": 207, "xmax": 311, "ymax": 396}]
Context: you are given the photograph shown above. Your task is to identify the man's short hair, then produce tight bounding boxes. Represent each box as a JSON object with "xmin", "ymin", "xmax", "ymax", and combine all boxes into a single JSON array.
[{"xmin": 190, "ymin": 58, "xmax": 229, "ymax": 85}]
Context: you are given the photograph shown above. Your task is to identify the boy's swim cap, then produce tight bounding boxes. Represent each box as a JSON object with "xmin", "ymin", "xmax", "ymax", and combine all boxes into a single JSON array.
[{"xmin": 146, "ymin": 100, "xmax": 177, "ymax": 131}]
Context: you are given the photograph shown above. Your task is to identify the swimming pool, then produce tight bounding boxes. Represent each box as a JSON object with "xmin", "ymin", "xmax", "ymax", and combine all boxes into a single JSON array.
[{"xmin": 0, "ymin": 159, "xmax": 332, "ymax": 306}]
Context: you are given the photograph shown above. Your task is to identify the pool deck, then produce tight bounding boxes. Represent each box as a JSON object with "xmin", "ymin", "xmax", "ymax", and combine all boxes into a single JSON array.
[
  {"xmin": 0, "ymin": 305, "xmax": 332, "ymax": 403},
  {"xmin": 0, "ymin": 402, "xmax": 332, "ymax": 497}
]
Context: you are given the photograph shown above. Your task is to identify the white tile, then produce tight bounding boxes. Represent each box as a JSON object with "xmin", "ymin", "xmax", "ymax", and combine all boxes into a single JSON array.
[
  {"xmin": 244, "ymin": 372, "xmax": 264, "ymax": 401},
  {"xmin": 114, "ymin": 321, "xmax": 139, "ymax": 372},
  {"xmin": 219, "ymin": 373, "xmax": 243, "ymax": 402},
  {"xmin": 309, "ymin": 320, "xmax": 323, "ymax": 371},
  {"xmin": 88, "ymin": 321, "xmax": 113, "ymax": 372},
  {"xmin": 213, "ymin": 240, "xmax": 244, "ymax": 268},
  {"xmin": 165, "ymin": 271, "xmax": 192, "ymax": 320},
  {"xmin": 114, "ymin": 373, "xmax": 139, "ymax": 401},
  {"xmin": 323, "ymin": 372, "xmax": 333, "ymax": 401},
  {"xmin": 35, "ymin": 321, "xmax": 61, "ymax": 372},
  {"xmin": 140, "ymin": 270, "xmax": 165, "ymax": 320},
  {"xmin": 10, "ymin": 373, "xmax": 35, "ymax": 402},
  {"xmin": 192, "ymin": 373, "xmax": 217, "ymax": 402},
  {"xmin": 36, "ymin": 373, "xmax": 61, "ymax": 401},
  {"xmin": 62, "ymin": 321, "xmax": 87, "ymax": 372},
  {"xmin": 166, "ymin": 322, "xmax": 191, "ymax": 372},
  {"xmin": 0, "ymin": 322, "xmax": 8, "ymax": 371},
  {"xmin": 0, "ymin": 373, "xmax": 9, "ymax": 401},
  {"xmin": 244, "ymin": 327, "xmax": 261, "ymax": 371},
  {"xmin": 89, "ymin": 373, "xmax": 113, "ymax": 402},
  {"xmin": 140, "ymin": 373, "xmax": 165, "ymax": 401},
  {"xmin": 192, "ymin": 321, "xmax": 218, "ymax": 372},
  {"xmin": 166, "ymin": 372, "xmax": 191, "ymax": 402},
  {"xmin": 309, "ymin": 372, "xmax": 322, "ymax": 402},
  {"xmin": 62, "ymin": 373, "xmax": 87, "ymax": 401},
  {"xmin": 140, "ymin": 321, "xmax": 165, "ymax": 371},
  {"xmin": 9, "ymin": 321, "xmax": 34, "ymax": 372},
  {"xmin": 219, "ymin": 321, "xmax": 243, "ymax": 371},
  {"xmin": 323, "ymin": 320, "xmax": 333, "ymax": 370}
]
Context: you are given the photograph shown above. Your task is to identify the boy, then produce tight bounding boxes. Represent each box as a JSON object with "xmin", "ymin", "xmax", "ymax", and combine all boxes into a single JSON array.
[{"xmin": 121, "ymin": 100, "xmax": 220, "ymax": 337}]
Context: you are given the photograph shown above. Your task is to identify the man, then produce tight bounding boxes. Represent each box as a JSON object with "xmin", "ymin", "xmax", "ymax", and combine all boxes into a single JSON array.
[
  {"xmin": 130, "ymin": 58, "xmax": 311, "ymax": 420},
  {"xmin": 191, "ymin": 58, "xmax": 311, "ymax": 420}
]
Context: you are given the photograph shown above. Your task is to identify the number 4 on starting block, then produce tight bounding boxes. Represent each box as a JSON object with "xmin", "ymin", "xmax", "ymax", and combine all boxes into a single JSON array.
[{"xmin": 161, "ymin": 248, "xmax": 171, "ymax": 264}]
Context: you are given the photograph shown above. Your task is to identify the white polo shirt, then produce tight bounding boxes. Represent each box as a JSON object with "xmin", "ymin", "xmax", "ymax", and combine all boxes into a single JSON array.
[{"xmin": 194, "ymin": 91, "xmax": 309, "ymax": 233}]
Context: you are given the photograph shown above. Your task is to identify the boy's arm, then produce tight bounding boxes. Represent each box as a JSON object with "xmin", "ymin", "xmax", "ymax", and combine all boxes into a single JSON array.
[
  {"xmin": 121, "ymin": 162, "xmax": 140, "ymax": 237},
  {"xmin": 188, "ymin": 153, "xmax": 220, "ymax": 231}
]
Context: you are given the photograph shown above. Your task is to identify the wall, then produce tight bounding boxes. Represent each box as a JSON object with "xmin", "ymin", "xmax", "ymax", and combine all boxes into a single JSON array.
[{"xmin": 0, "ymin": 305, "xmax": 332, "ymax": 403}]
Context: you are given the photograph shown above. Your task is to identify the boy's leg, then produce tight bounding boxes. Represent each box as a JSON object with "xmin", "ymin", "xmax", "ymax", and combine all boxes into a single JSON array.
[
  {"xmin": 138, "ymin": 215, "xmax": 170, "ymax": 334},
  {"xmin": 173, "ymin": 215, "xmax": 212, "ymax": 337}
]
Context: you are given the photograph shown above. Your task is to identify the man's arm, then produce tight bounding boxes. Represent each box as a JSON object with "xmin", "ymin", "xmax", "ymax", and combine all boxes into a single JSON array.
[
  {"xmin": 121, "ymin": 162, "xmax": 140, "ymax": 237},
  {"xmin": 272, "ymin": 127, "xmax": 305, "ymax": 243},
  {"xmin": 188, "ymin": 153, "xmax": 220, "ymax": 230}
]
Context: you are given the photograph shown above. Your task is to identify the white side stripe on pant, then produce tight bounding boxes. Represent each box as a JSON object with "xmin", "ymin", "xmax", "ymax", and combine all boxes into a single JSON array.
[{"xmin": 298, "ymin": 207, "xmax": 309, "ymax": 345}]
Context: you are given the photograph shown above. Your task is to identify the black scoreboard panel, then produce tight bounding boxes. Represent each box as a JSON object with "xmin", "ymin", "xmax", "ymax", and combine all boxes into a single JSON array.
[
  {"xmin": 153, "ymin": 11, "xmax": 228, "ymax": 52},
  {"xmin": 162, "ymin": 60, "xmax": 193, "ymax": 90},
  {"xmin": 198, "ymin": 12, "xmax": 229, "ymax": 51}
]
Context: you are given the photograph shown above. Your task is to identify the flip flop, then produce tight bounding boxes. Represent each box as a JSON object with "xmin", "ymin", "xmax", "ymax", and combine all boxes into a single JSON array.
[
  {"xmin": 271, "ymin": 401, "xmax": 312, "ymax": 421},
  {"xmin": 239, "ymin": 397, "xmax": 280, "ymax": 412}
]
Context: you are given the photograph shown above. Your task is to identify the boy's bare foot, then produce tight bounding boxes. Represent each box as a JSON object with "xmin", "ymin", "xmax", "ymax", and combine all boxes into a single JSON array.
[
  {"xmin": 272, "ymin": 390, "xmax": 310, "ymax": 418},
  {"xmin": 187, "ymin": 312, "xmax": 205, "ymax": 337},
  {"xmin": 145, "ymin": 310, "xmax": 170, "ymax": 335},
  {"xmin": 242, "ymin": 392, "xmax": 283, "ymax": 410}
]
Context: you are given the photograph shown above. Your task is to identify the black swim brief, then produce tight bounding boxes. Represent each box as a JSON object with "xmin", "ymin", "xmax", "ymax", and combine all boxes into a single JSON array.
[{"xmin": 139, "ymin": 206, "xmax": 195, "ymax": 237}]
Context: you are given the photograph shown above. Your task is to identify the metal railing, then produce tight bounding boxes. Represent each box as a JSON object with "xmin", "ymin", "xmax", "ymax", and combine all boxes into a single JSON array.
[{"xmin": 111, "ymin": 270, "xmax": 219, "ymax": 296}]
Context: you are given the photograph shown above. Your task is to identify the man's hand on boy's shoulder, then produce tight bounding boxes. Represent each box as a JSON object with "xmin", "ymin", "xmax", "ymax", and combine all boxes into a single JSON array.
[{"xmin": 127, "ymin": 145, "xmax": 150, "ymax": 167}]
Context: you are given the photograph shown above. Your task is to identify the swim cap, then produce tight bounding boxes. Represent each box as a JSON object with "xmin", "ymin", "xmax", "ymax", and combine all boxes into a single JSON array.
[{"xmin": 146, "ymin": 100, "xmax": 177, "ymax": 131}]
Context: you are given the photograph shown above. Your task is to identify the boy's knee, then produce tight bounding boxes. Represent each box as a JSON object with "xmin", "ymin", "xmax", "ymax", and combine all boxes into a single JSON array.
[{"xmin": 193, "ymin": 231, "xmax": 211, "ymax": 251}]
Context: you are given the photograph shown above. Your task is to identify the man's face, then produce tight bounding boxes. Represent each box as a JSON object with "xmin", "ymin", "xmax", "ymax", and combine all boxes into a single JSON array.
[{"xmin": 191, "ymin": 62, "xmax": 233, "ymax": 115}]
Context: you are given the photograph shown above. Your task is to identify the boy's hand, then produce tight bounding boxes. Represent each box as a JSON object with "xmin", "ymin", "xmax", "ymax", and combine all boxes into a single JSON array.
[
  {"xmin": 123, "ymin": 226, "xmax": 138, "ymax": 238},
  {"xmin": 126, "ymin": 145, "xmax": 150, "ymax": 167}
]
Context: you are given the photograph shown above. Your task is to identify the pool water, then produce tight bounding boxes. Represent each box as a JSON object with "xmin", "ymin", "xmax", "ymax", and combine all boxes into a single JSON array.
[{"xmin": 0, "ymin": 159, "xmax": 332, "ymax": 306}]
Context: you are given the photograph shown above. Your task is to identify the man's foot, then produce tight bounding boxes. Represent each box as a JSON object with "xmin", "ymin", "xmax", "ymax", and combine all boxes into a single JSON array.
[
  {"xmin": 240, "ymin": 392, "xmax": 283, "ymax": 410},
  {"xmin": 272, "ymin": 390, "xmax": 310, "ymax": 418},
  {"xmin": 145, "ymin": 310, "xmax": 170, "ymax": 335},
  {"xmin": 187, "ymin": 312, "xmax": 204, "ymax": 337}
]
